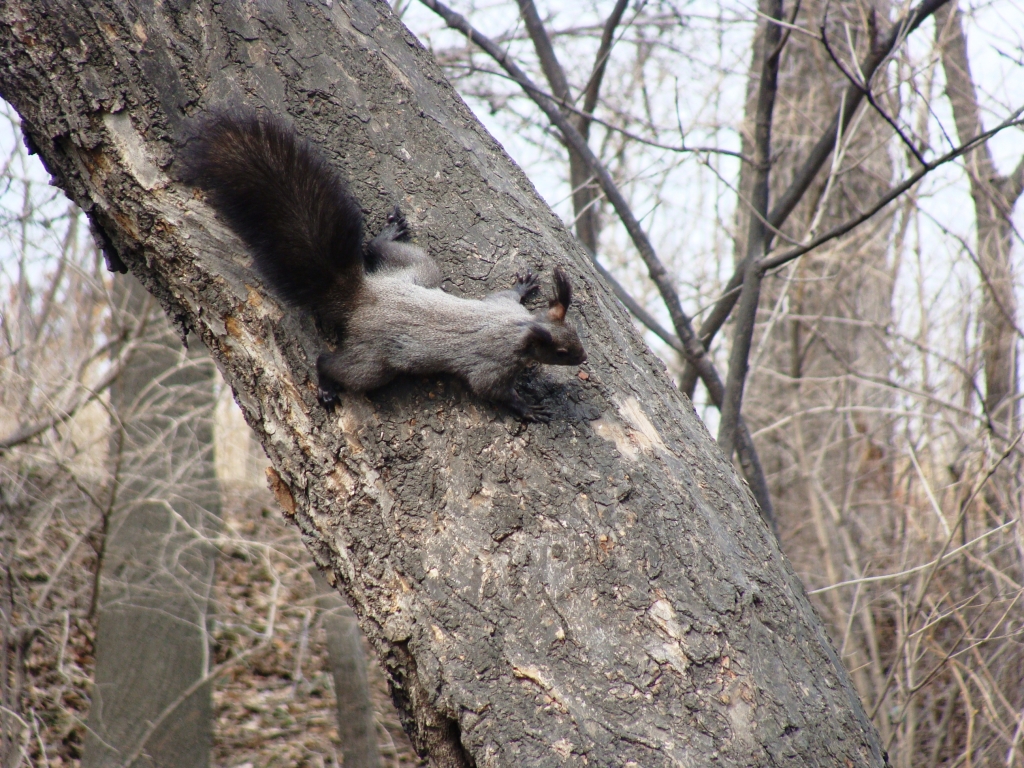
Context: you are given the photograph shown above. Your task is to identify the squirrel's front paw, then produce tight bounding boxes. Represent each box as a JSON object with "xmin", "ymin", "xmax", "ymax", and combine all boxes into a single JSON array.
[
  {"xmin": 507, "ymin": 389, "xmax": 552, "ymax": 423},
  {"xmin": 522, "ymin": 403, "xmax": 552, "ymax": 423},
  {"xmin": 513, "ymin": 271, "xmax": 541, "ymax": 300}
]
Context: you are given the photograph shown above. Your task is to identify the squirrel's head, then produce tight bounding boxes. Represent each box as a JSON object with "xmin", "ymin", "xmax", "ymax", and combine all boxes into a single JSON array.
[{"xmin": 523, "ymin": 267, "xmax": 587, "ymax": 366}]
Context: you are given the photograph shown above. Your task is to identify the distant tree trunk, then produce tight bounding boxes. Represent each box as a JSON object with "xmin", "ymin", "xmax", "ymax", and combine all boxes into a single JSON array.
[
  {"xmin": 0, "ymin": 1, "xmax": 887, "ymax": 765},
  {"xmin": 314, "ymin": 572, "xmax": 382, "ymax": 768},
  {"xmin": 723, "ymin": 0, "xmax": 900, "ymax": 738},
  {"xmin": 83, "ymin": 275, "xmax": 221, "ymax": 768},
  {"xmin": 752, "ymin": 0, "xmax": 899, "ymax": 512},
  {"xmin": 936, "ymin": 2, "xmax": 1023, "ymax": 436}
]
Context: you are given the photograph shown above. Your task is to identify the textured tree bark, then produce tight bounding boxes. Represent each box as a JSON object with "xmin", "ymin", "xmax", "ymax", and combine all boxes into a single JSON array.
[
  {"xmin": 84, "ymin": 275, "xmax": 221, "ymax": 768},
  {"xmin": 0, "ymin": 1, "xmax": 886, "ymax": 765}
]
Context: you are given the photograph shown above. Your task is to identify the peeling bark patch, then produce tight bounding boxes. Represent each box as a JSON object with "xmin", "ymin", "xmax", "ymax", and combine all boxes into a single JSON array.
[
  {"xmin": 102, "ymin": 111, "xmax": 162, "ymax": 189},
  {"xmin": 649, "ymin": 598, "xmax": 684, "ymax": 639},
  {"xmin": 266, "ymin": 466, "xmax": 296, "ymax": 518},
  {"xmin": 646, "ymin": 641, "xmax": 689, "ymax": 678},
  {"xmin": 590, "ymin": 414, "xmax": 638, "ymax": 460},
  {"xmin": 224, "ymin": 315, "xmax": 243, "ymax": 338},
  {"xmin": 325, "ymin": 464, "xmax": 356, "ymax": 498},
  {"xmin": 244, "ymin": 285, "xmax": 264, "ymax": 308},
  {"xmin": 646, "ymin": 599, "xmax": 691, "ymax": 676},
  {"xmin": 590, "ymin": 397, "xmax": 667, "ymax": 460},
  {"xmin": 617, "ymin": 396, "xmax": 667, "ymax": 454}
]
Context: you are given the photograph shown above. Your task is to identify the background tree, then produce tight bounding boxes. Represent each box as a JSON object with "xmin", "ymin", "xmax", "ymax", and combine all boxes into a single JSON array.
[{"xmin": 81, "ymin": 273, "xmax": 222, "ymax": 768}]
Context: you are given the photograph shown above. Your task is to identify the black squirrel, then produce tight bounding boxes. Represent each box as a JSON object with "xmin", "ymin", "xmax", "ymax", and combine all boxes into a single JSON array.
[{"xmin": 182, "ymin": 111, "xmax": 586, "ymax": 420}]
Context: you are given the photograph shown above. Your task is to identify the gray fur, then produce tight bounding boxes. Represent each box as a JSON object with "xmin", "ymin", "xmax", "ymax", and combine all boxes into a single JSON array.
[{"xmin": 318, "ymin": 237, "xmax": 586, "ymax": 420}]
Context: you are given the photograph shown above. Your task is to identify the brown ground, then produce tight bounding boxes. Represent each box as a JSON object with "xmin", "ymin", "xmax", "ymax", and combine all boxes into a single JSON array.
[
  {"xmin": 7, "ymin": 482, "xmax": 420, "ymax": 768},
  {"xmin": 210, "ymin": 487, "xmax": 421, "ymax": 768}
]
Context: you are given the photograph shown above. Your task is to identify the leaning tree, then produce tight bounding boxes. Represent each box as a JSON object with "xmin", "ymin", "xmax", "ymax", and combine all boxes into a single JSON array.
[{"xmin": 0, "ymin": 0, "xmax": 886, "ymax": 765}]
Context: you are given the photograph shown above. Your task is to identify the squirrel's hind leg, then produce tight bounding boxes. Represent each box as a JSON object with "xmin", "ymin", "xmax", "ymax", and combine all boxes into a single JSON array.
[
  {"xmin": 365, "ymin": 208, "xmax": 442, "ymax": 288},
  {"xmin": 315, "ymin": 353, "xmax": 346, "ymax": 409},
  {"xmin": 315, "ymin": 350, "xmax": 396, "ymax": 409}
]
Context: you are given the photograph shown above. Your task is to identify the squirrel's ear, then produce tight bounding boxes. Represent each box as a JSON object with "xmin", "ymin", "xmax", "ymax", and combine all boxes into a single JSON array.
[
  {"xmin": 524, "ymin": 322, "xmax": 554, "ymax": 350},
  {"xmin": 548, "ymin": 267, "xmax": 572, "ymax": 321}
]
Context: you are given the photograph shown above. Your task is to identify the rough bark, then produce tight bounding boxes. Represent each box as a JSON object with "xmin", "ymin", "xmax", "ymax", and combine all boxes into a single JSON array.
[
  {"xmin": 84, "ymin": 275, "xmax": 221, "ymax": 768},
  {"xmin": 0, "ymin": 1, "xmax": 886, "ymax": 765}
]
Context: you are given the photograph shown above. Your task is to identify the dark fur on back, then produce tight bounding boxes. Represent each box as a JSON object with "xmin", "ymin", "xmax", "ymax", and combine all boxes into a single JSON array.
[{"xmin": 181, "ymin": 110, "xmax": 364, "ymax": 326}]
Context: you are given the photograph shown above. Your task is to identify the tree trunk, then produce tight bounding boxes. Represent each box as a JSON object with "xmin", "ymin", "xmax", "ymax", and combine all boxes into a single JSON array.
[
  {"xmin": 731, "ymin": 0, "xmax": 900, "ymax": 737},
  {"xmin": 83, "ymin": 275, "xmax": 221, "ymax": 768},
  {"xmin": 312, "ymin": 572, "xmax": 382, "ymax": 768},
  {"xmin": 936, "ymin": 2, "xmax": 1022, "ymax": 435},
  {"xmin": 0, "ymin": 1, "xmax": 887, "ymax": 765}
]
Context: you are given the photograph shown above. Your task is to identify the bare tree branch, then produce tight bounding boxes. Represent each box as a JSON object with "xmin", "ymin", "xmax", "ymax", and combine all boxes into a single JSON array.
[
  {"xmin": 580, "ymin": 0, "xmax": 630, "ymax": 135},
  {"xmin": 757, "ymin": 110, "xmax": 1024, "ymax": 273},
  {"xmin": 820, "ymin": 13, "xmax": 927, "ymax": 167},
  {"xmin": 517, "ymin": 0, "xmax": 571, "ymax": 104},
  {"xmin": 717, "ymin": 0, "xmax": 783, "ymax": 461},
  {"xmin": 450, "ymin": 64, "xmax": 750, "ymax": 158}
]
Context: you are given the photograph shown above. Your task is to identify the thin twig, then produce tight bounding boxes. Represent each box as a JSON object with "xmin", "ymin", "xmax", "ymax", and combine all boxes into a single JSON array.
[{"xmin": 809, "ymin": 521, "xmax": 1015, "ymax": 594}]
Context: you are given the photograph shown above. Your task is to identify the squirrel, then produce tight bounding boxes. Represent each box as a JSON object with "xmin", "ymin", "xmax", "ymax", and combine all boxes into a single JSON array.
[{"xmin": 182, "ymin": 110, "xmax": 586, "ymax": 421}]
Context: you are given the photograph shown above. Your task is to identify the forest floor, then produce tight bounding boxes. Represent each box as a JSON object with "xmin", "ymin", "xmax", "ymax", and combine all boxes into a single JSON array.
[
  {"xmin": 13, "ymin": 483, "xmax": 420, "ymax": 768},
  {"xmin": 210, "ymin": 486, "xmax": 421, "ymax": 768}
]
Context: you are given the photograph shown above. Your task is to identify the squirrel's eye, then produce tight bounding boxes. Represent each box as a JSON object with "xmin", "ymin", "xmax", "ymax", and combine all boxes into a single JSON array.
[{"xmin": 557, "ymin": 348, "xmax": 568, "ymax": 355}]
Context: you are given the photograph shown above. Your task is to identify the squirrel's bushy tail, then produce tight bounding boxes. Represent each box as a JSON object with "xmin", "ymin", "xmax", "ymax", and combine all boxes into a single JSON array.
[{"xmin": 182, "ymin": 110, "xmax": 364, "ymax": 324}]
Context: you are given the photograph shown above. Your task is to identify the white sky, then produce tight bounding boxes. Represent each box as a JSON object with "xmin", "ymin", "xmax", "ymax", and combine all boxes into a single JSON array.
[{"xmin": 2, "ymin": 0, "xmax": 1023, "ymax": 431}]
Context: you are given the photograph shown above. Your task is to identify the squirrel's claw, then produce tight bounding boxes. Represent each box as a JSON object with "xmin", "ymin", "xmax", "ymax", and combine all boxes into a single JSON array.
[
  {"xmin": 507, "ymin": 389, "xmax": 552, "ymax": 423},
  {"xmin": 374, "ymin": 205, "xmax": 410, "ymax": 243},
  {"xmin": 317, "ymin": 380, "xmax": 342, "ymax": 410},
  {"xmin": 513, "ymin": 271, "xmax": 541, "ymax": 301},
  {"xmin": 385, "ymin": 205, "xmax": 410, "ymax": 241}
]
